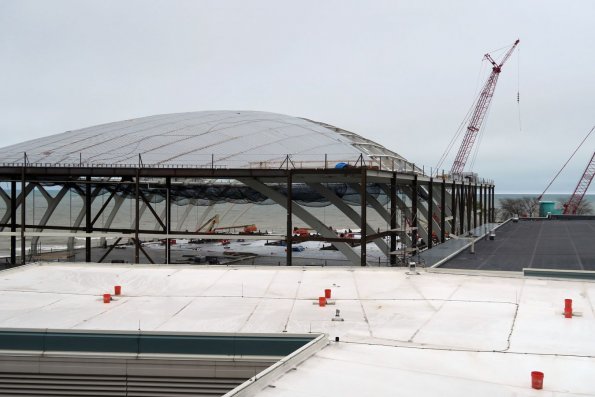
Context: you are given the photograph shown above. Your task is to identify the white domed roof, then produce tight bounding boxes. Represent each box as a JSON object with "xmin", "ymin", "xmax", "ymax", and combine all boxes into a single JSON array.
[{"xmin": 1, "ymin": 111, "xmax": 410, "ymax": 170}]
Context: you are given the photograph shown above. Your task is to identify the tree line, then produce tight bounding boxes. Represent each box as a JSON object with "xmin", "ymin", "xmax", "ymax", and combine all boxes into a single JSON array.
[{"xmin": 497, "ymin": 196, "xmax": 593, "ymax": 221}]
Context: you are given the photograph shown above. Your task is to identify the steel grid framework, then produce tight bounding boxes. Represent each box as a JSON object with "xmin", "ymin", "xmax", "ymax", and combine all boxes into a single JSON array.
[{"xmin": 0, "ymin": 165, "xmax": 495, "ymax": 266}]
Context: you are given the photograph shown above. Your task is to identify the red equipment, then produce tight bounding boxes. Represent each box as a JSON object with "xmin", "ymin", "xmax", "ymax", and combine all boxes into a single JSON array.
[
  {"xmin": 537, "ymin": 126, "xmax": 595, "ymax": 202},
  {"xmin": 450, "ymin": 40, "xmax": 520, "ymax": 176},
  {"xmin": 563, "ymin": 152, "xmax": 595, "ymax": 214}
]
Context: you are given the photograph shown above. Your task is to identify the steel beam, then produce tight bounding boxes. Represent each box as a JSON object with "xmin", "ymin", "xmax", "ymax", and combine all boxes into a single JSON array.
[
  {"xmin": 411, "ymin": 175, "xmax": 418, "ymax": 250},
  {"xmin": 10, "ymin": 181, "xmax": 16, "ymax": 265},
  {"xmin": 360, "ymin": 168, "xmax": 367, "ymax": 266},
  {"xmin": 390, "ymin": 172, "xmax": 397, "ymax": 266},
  {"xmin": 428, "ymin": 178, "xmax": 433, "ymax": 248},
  {"xmin": 166, "ymin": 176, "xmax": 171, "ymax": 264},
  {"xmin": 309, "ymin": 183, "xmax": 389, "ymax": 254},
  {"xmin": 491, "ymin": 186, "xmax": 495, "ymax": 222},
  {"xmin": 20, "ymin": 166, "xmax": 26, "ymax": 265},
  {"xmin": 67, "ymin": 185, "xmax": 103, "ymax": 254},
  {"xmin": 30, "ymin": 185, "xmax": 69, "ymax": 256},
  {"xmin": 377, "ymin": 184, "xmax": 414, "ymax": 246},
  {"xmin": 440, "ymin": 179, "xmax": 446, "ymax": 243},
  {"xmin": 459, "ymin": 182, "xmax": 465, "ymax": 234},
  {"xmin": 97, "ymin": 237, "xmax": 122, "ymax": 263},
  {"xmin": 132, "ymin": 237, "xmax": 155, "ymax": 264},
  {"xmin": 135, "ymin": 169, "xmax": 140, "ymax": 264},
  {"xmin": 451, "ymin": 180, "xmax": 457, "ymax": 235},
  {"xmin": 85, "ymin": 176, "xmax": 91, "ymax": 262},
  {"xmin": 466, "ymin": 182, "xmax": 472, "ymax": 233},
  {"xmin": 479, "ymin": 183, "xmax": 483, "ymax": 226},
  {"xmin": 472, "ymin": 183, "xmax": 477, "ymax": 229},
  {"xmin": 139, "ymin": 190, "xmax": 166, "ymax": 231},
  {"xmin": 286, "ymin": 170, "xmax": 292, "ymax": 266},
  {"xmin": 239, "ymin": 177, "xmax": 361, "ymax": 264},
  {"xmin": 0, "ymin": 183, "xmax": 35, "ymax": 229}
]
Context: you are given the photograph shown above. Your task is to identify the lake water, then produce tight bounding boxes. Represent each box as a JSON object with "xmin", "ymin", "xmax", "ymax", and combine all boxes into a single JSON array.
[{"xmin": 1, "ymin": 188, "xmax": 592, "ymax": 257}]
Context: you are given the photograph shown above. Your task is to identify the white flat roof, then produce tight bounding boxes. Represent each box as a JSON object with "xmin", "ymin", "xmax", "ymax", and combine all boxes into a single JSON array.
[{"xmin": 0, "ymin": 263, "xmax": 593, "ymax": 395}]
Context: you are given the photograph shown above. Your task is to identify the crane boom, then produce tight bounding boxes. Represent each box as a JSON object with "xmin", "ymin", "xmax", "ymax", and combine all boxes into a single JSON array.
[
  {"xmin": 450, "ymin": 39, "xmax": 519, "ymax": 176},
  {"xmin": 563, "ymin": 152, "xmax": 595, "ymax": 215},
  {"xmin": 195, "ymin": 214, "xmax": 220, "ymax": 233}
]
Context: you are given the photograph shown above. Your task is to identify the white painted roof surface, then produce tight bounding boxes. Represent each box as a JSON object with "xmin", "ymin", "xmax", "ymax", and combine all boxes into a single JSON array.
[
  {"xmin": 0, "ymin": 111, "xmax": 409, "ymax": 169},
  {"xmin": 0, "ymin": 263, "xmax": 593, "ymax": 395}
]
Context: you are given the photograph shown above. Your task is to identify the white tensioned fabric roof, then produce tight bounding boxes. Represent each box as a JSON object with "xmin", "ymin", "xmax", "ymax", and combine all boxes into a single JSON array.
[{"xmin": 0, "ymin": 111, "xmax": 411, "ymax": 170}]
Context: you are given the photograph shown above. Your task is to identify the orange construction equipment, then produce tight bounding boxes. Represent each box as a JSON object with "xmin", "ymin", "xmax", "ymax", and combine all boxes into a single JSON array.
[
  {"xmin": 195, "ymin": 215, "xmax": 220, "ymax": 233},
  {"xmin": 243, "ymin": 225, "xmax": 258, "ymax": 233},
  {"xmin": 293, "ymin": 227, "xmax": 312, "ymax": 237}
]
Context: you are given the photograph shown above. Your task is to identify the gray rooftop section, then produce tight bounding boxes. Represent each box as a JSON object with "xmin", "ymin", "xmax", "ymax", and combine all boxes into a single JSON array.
[
  {"xmin": 420, "ymin": 223, "xmax": 500, "ymax": 267},
  {"xmin": 0, "ymin": 110, "xmax": 411, "ymax": 170},
  {"xmin": 440, "ymin": 219, "xmax": 595, "ymax": 271}
]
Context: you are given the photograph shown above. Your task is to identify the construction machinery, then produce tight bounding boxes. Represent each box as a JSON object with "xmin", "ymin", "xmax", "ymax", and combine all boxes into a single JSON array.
[
  {"xmin": 441, "ymin": 39, "xmax": 520, "ymax": 177},
  {"xmin": 537, "ymin": 126, "xmax": 595, "ymax": 214},
  {"xmin": 563, "ymin": 152, "xmax": 595, "ymax": 214},
  {"xmin": 213, "ymin": 224, "xmax": 258, "ymax": 234},
  {"xmin": 195, "ymin": 214, "xmax": 220, "ymax": 233},
  {"xmin": 196, "ymin": 214, "xmax": 258, "ymax": 234}
]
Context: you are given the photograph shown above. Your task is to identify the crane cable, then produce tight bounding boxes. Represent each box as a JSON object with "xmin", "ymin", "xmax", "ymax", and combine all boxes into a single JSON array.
[
  {"xmin": 537, "ymin": 125, "xmax": 595, "ymax": 201},
  {"xmin": 517, "ymin": 46, "xmax": 522, "ymax": 131},
  {"xmin": 468, "ymin": 98, "xmax": 495, "ymax": 171}
]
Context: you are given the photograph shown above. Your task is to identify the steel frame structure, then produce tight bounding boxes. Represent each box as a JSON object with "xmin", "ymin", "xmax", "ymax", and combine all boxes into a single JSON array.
[{"xmin": 0, "ymin": 165, "xmax": 495, "ymax": 267}]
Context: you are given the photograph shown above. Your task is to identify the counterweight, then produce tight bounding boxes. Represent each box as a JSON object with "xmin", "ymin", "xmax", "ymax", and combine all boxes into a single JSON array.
[{"xmin": 450, "ymin": 40, "xmax": 520, "ymax": 176}]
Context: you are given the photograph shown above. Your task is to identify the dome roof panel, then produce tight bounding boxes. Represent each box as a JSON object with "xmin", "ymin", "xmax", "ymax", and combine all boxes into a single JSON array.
[{"xmin": 0, "ymin": 110, "xmax": 411, "ymax": 170}]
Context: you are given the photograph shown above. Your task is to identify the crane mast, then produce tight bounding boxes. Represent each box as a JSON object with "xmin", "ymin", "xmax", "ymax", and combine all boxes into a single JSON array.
[
  {"xmin": 563, "ymin": 152, "xmax": 595, "ymax": 214},
  {"xmin": 450, "ymin": 39, "xmax": 520, "ymax": 177}
]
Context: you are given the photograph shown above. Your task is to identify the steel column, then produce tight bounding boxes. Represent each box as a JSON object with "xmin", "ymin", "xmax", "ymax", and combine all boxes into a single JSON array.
[
  {"xmin": 85, "ymin": 176, "xmax": 91, "ymax": 262},
  {"xmin": 490, "ymin": 186, "xmax": 495, "ymax": 222},
  {"xmin": 313, "ymin": 183, "xmax": 389, "ymax": 253},
  {"xmin": 472, "ymin": 183, "xmax": 477, "ymax": 229},
  {"xmin": 411, "ymin": 174, "xmax": 418, "ymax": 250},
  {"xmin": 166, "ymin": 176, "xmax": 171, "ymax": 264},
  {"xmin": 483, "ymin": 186, "xmax": 490, "ymax": 223},
  {"xmin": 238, "ymin": 177, "xmax": 361, "ymax": 264},
  {"xmin": 10, "ymin": 181, "xmax": 16, "ymax": 265},
  {"xmin": 451, "ymin": 181, "xmax": 456, "ymax": 235},
  {"xmin": 30, "ymin": 185, "xmax": 69, "ymax": 256},
  {"xmin": 286, "ymin": 170, "xmax": 292, "ymax": 266},
  {"xmin": 390, "ymin": 172, "xmax": 397, "ymax": 266},
  {"xmin": 488, "ymin": 185, "xmax": 492, "ymax": 223},
  {"xmin": 466, "ymin": 182, "xmax": 472, "ymax": 233},
  {"xmin": 428, "ymin": 178, "xmax": 433, "ymax": 248},
  {"xmin": 135, "ymin": 169, "xmax": 140, "ymax": 264},
  {"xmin": 360, "ymin": 168, "xmax": 367, "ymax": 266},
  {"xmin": 479, "ymin": 184, "xmax": 483, "ymax": 226},
  {"xmin": 440, "ymin": 179, "xmax": 446, "ymax": 243},
  {"xmin": 483, "ymin": 185, "xmax": 488, "ymax": 224},
  {"xmin": 67, "ymin": 185, "xmax": 103, "ymax": 254},
  {"xmin": 20, "ymin": 167, "xmax": 26, "ymax": 265},
  {"xmin": 487, "ymin": 185, "xmax": 491, "ymax": 222},
  {"xmin": 459, "ymin": 182, "xmax": 465, "ymax": 235}
]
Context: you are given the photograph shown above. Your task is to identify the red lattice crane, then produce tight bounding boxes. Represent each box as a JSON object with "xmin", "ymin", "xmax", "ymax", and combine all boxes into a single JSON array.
[
  {"xmin": 563, "ymin": 152, "xmax": 595, "ymax": 214},
  {"xmin": 450, "ymin": 39, "xmax": 520, "ymax": 176}
]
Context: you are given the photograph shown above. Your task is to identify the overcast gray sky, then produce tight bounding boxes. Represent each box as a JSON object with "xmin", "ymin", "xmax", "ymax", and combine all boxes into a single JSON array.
[{"xmin": 1, "ymin": 0, "xmax": 594, "ymax": 193}]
